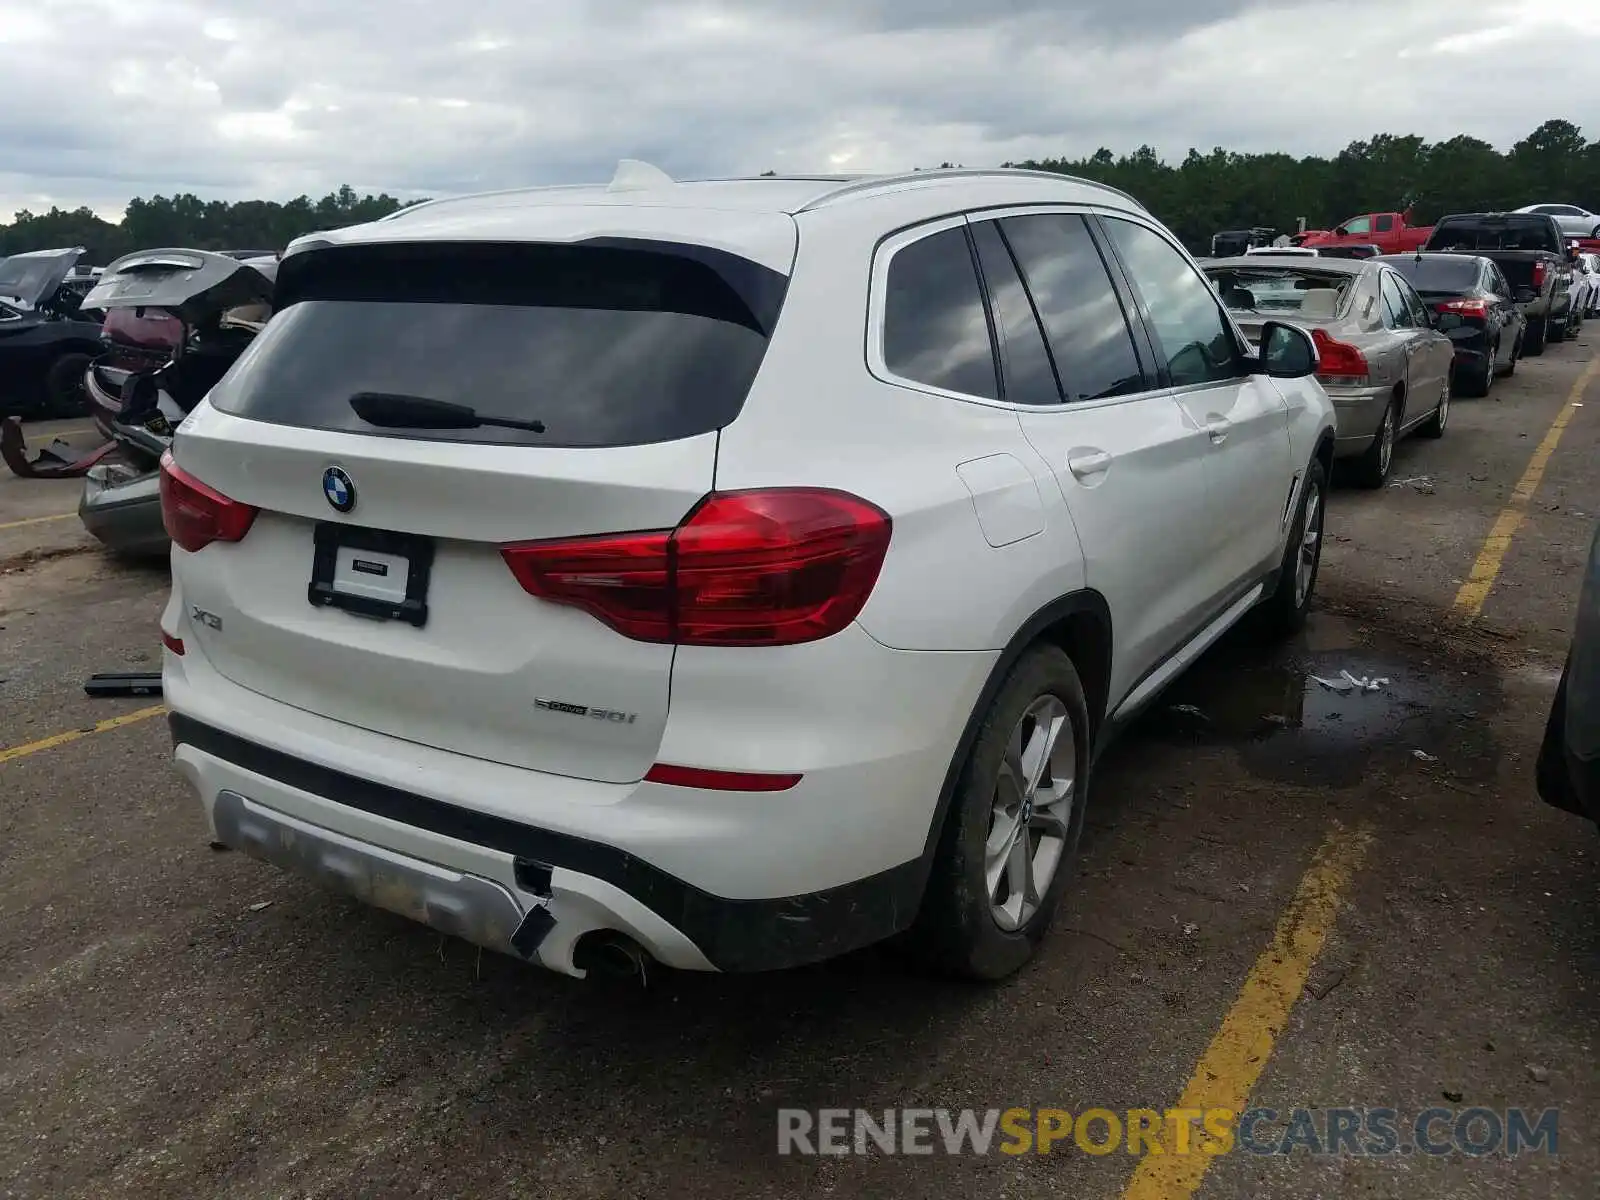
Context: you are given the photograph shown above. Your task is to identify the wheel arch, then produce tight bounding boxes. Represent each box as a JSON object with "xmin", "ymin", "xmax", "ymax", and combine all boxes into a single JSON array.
[{"xmin": 910, "ymin": 589, "xmax": 1113, "ymax": 889}]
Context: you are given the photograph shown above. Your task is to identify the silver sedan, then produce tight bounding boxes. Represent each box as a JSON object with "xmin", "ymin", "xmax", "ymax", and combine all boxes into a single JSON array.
[{"xmin": 1205, "ymin": 255, "xmax": 1455, "ymax": 487}]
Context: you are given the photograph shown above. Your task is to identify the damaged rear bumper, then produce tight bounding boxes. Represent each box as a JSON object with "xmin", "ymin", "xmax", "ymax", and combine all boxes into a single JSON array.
[{"xmin": 170, "ymin": 714, "xmax": 922, "ymax": 976}]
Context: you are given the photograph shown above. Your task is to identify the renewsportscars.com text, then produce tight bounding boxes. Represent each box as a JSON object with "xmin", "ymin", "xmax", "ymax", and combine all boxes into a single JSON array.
[{"xmin": 777, "ymin": 1106, "xmax": 1559, "ymax": 1158}]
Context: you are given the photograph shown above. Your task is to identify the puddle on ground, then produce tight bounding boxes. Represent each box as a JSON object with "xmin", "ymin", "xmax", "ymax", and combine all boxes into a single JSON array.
[{"xmin": 1130, "ymin": 612, "xmax": 1501, "ymax": 788}]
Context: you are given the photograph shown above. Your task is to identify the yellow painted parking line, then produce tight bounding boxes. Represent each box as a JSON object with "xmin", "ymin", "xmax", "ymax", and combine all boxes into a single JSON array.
[
  {"xmin": 1453, "ymin": 356, "xmax": 1600, "ymax": 618},
  {"xmin": 0, "ymin": 511, "xmax": 76, "ymax": 532},
  {"xmin": 1120, "ymin": 822, "xmax": 1373, "ymax": 1200},
  {"xmin": 0, "ymin": 704, "xmax": 166, "ymax": 765}
]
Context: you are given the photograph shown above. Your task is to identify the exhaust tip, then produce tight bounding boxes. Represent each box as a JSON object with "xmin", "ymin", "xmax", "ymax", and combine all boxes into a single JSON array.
[{"xmin": 572, "ymin": 931, "xmax": 653, "ymax": 982}]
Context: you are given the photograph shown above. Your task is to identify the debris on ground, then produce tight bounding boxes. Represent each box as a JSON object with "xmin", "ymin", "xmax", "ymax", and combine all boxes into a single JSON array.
[
  {"xmin": 1412, "ymin": 750, "xmax": 1440, "ymax": 763},
  {"xmin": 1528, "ymin": 1064, "xmax": 1550, "ymax": 1084},
  {"xmin": 1311, "ymin": 669, "xmax": 1390, "ymax": 693},
  {"xmin": 1391, "ymin": 475, "xmax": 1435, "ymax": 494},
  {"xmin": 247, "ymin": 901, "xmax": 273, "ymax": 913}
]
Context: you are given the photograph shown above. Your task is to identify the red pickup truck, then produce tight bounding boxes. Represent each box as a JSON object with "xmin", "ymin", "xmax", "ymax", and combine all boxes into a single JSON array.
[{"xmin": 1300, "ymin": 211, "xmax": 1434, "ymax": 254}]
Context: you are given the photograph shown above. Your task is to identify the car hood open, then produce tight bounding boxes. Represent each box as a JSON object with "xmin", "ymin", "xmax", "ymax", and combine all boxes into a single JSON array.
[
  {"xmin": 82, "ymin": 248, "xmax": 276, "ymax": 326},
  {"xmin": 0, "ymin": 246, "xmax": 86, "ymax": 310}
]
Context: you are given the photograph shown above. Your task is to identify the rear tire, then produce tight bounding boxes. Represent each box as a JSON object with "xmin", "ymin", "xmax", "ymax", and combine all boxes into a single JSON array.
[
  {"xmin": 1461, "ymin": 347, "xmax": 1494, "ymax": 397},
  {"xmin": 906, "ymin": 645, "xmax": 1091, "ymax": 981},
  {"xmin": 1548, "ymin": 312, "xmax": 1566, "ymax": 343},
  {"xmin": 1418, "ymin": 376, "xmax": 1449, "ymax": 438},
  {"xmin": 1254, "ymin": 457, "xmax": 1326, "ymax": 638},
  {"xmin": 1524, "ymin": 317, "xmax": 1547, "ymax": 357},
  {"xmin": 1354, "ymin": 397, "xmax": 1397, "ymax": 489},
  {"xmin": 1499, "ymin": 333, "xmax": 1521, "ymax": 377}
]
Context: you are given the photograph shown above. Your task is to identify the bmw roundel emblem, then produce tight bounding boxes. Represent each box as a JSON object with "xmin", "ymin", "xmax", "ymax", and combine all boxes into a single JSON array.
[{"xmin": 322, "ymin": 466, "xmax": 356, "ymax": 513}]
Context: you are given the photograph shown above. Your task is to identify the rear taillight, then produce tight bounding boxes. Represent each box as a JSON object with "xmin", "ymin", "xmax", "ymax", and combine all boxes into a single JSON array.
[
  {"xmin": 159, "ymin": 450, "xmax": 258, "ymax": 553},
  {"xmin": 1437, "ymin": 298, "xmax": 1489, "ymax": 317},
  {"xmin": 1311, "ymin": 328, "xmax": 1369, "ymax": 386},
  {"xmin": 501, "ymin": 488, "xmax": 892, "ymax": 646},
  {"xmin": 1532, "ymin": 261, "xmax": 1547, "ymax": 290}
]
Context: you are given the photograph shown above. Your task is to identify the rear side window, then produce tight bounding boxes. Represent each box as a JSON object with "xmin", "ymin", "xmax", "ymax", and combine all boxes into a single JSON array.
[
  {"xmin": 1379, "ymin": 273, "xmax": 1415, "ymax": 328},
  {"xmin": 210, "ymin": 240, "xmax": 788, "ymax": 448},
  {"xmin": 882, "ymin": 227, "xmax": 998, "ymax": 400},
  {"xmin": 1101, "ymin": 217, "xmax": 1245, "ymax": 388},
  {"xmin": 969, "ymin": 221, "xmax": 1061, "ymax": 405},
  {"xmin": 999, "ymin": 213, "xmax": 1146, "ymax": 402}
]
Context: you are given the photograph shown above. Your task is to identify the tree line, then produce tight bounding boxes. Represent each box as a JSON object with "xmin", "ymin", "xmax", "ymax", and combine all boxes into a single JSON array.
[
  {"xmin": 0, "ymin": 185, "xmax": 417, "ymax": 263},
  {"xmin": 3, "ymin": 119, "xmax": 1597, "ymax": 263}
]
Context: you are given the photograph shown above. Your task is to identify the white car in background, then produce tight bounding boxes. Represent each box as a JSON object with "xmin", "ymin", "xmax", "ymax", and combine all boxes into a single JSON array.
[
  {"xmin": 1515, "ymin": 204, "xmax": 1600, "ymax": 239},
  {"xmin": 1577, "ymin": 253, "xmax": 1600, "ymax": 318},
  {"xmin": 160, "ymin": 165, "xmax": 1336, "ymax": 981}
]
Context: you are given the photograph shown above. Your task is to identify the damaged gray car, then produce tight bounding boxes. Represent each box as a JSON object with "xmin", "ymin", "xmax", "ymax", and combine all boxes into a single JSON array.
[{"xmin": 1, "ymin": 249, "xmax": 276, "ymax": 557}]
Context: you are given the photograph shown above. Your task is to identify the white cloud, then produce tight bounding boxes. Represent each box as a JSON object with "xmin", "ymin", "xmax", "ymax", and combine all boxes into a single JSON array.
[{"xmin": 1, "ymin": 0, "xmax": 1596, "ymax": 221}]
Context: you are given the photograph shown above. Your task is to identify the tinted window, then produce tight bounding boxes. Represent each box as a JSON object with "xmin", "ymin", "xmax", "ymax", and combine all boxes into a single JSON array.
[
  {"xmin": 1000, "ymin": 213, "xmax": 1145, "ymax": 402},
  {"xmin": 215, "ymin": 241, "xmax": 787, "ymax": 448},
  {"xmin": 970, "ymin": 221, "xmax": 1060, "ymax": 405},
  {"xmin": 1379, "ymin": 273, "xmax": 1415, "ymax": 328},
  {"xmin": 1102, "ymin": 217, "xmax": 1244, "ymax": 387},
  {"xmin": 882, "ymin": 227, "xmax": 998, "ymax": 400},
  {"xmin": 1375, "ymin": 215, "xmax": 1394, "ymax": 232},
  {"xmin": 1384, "ymin": 255, "xmax": 1480, "ymax": 293}
]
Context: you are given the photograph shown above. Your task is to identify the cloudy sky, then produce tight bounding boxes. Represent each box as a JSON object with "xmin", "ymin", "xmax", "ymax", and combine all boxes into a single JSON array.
[{"xmin": 1, "ymin": 0, "xmax": 1596, "ymax": 221}]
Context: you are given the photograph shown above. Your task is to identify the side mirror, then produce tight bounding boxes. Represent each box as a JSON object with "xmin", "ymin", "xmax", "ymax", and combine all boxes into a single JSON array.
[{"xmin": 1256, "ymin": 321, "xmax": 1319, "ymax": 379}]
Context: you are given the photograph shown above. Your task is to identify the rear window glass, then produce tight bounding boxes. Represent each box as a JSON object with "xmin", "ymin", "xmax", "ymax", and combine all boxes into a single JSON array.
[
  {"xmin": 210, "ymin": 241, "xmax": 788, "ymax": 448},
  {"xmin": 1204, "ymin": 267, "xmax": 1354, "ymax": 314},
  {"xmin": 1428, "ymin": 217, "xmax": 1558, "ymax": 252},
  {"xmin": 1382, "ymin": 256, "xmax": 1480, "ymax": 292}
]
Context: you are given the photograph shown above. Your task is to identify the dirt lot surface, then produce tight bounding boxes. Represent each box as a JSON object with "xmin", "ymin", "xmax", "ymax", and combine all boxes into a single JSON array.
[{"xmin": 3, "ymin": 342, "xmax": 1598, "ymax": 1199}]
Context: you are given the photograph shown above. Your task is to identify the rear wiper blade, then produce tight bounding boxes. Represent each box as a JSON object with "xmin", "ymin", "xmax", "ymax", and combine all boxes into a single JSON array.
[{"xmin": 349, "ymin": 391, "xmax": 545, "ymax": 434}]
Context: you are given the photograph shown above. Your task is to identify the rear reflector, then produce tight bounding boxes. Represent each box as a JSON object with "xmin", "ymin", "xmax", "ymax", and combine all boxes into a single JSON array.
[
  {"xmin": 1532, "ymin": 261, "xmax": 1547, "ymax": 290},
  {"xmin": 162, "ymin": 631, "xmax": 185, "ymax": 656},
  {"xmin": 1437, "ymin": 298, "xmax": 1489, "ymax": 316},
  {"xmin": 501, "ymin": 488, "xmax": 892, "ymax": 646},
  {"xmin": 644, "ymin": 762, "xmax": 803, "ymax": 792},
  {"xmin": 159, "ymin": 450, "xmax": 258, "ymax": 553}
]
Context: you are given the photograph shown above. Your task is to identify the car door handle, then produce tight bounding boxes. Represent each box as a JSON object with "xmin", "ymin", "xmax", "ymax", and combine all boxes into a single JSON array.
[
  {"xmin": 1205, "ymin": 415, "xmax": 1232, "ymax": 444},
  {"xmin": 1066, "ymin": 450, "xmax": 1112, "ymax": 480}
]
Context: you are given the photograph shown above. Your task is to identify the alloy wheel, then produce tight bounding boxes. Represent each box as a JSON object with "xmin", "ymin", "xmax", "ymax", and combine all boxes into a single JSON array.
[
  {"xmin": 1378, "ymin": 407, "xmax": 1395, "ymax": 477},
  {"xmin": 986, "ymin": 696, "xmax": 1075, "ymax": 932},
  {"xmin": 1294, "ymin": 480, "xmax": 1323, "ymax": 608}
]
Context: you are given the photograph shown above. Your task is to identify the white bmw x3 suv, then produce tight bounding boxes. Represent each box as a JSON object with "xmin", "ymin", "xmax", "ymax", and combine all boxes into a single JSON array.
[{"xmin": 160, "ymin": 166, "xmax": 1336, "ymax": 980}]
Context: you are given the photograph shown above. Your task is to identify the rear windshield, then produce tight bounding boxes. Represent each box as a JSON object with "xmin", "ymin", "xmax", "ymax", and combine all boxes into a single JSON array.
[
  {"xmin": 1204, "ymin": 267, "xmax": 1354, "ymax": 314},
  {"xmin": 209, "ymin": 240, "xmax": 789, "ymax": 448},
  {"xmin": 1428, "ymin": 217, "xmax": 1558, "ymax": 252},
  {"xmin": 1382, "ymin": 256, "xmax": 1480, "ymax": 292}
]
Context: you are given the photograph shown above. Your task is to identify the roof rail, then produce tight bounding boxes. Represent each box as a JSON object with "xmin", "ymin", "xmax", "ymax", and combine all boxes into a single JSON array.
[{"xmin": 794, "ymin": 167, "xmax": 1149, "ymax": 213}]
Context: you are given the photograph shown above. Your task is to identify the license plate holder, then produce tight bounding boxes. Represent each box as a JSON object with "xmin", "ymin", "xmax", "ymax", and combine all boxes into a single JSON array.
[{"xmin": 308, "ymin": 523, "xmax": 434, "ymax": 627}]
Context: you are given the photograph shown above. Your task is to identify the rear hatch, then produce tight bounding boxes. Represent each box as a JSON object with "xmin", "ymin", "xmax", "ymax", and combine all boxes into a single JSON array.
[{"xmin": 170, "ymin": 235, "xmax": 792, "ymax": 784}]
